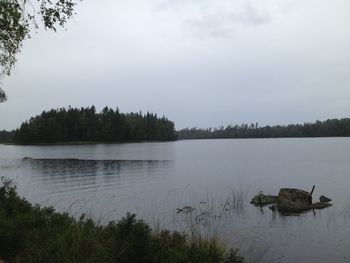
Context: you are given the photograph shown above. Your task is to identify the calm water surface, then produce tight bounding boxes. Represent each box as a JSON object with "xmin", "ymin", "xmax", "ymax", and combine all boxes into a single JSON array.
[{"xmin": 1, "ymin": 138, "xmax": 350, "ymax": 262}]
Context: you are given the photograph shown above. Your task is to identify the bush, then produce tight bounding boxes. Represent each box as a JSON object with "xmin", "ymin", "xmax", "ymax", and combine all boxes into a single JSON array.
[{"xmin": 0, "ymin": 178, "xmax": 244, "ymax": 263}]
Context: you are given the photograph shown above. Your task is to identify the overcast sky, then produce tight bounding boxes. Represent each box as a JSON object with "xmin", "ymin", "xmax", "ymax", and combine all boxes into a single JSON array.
[{"xmin": 1, "ymin": 0, "xmax": 350, "ymax": 130}]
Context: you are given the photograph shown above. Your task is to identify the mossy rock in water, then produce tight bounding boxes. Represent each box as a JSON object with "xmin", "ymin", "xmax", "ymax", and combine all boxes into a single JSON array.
[{"xmin": 277, "ymin": 188, "xmax": 312, "ymax": 214}]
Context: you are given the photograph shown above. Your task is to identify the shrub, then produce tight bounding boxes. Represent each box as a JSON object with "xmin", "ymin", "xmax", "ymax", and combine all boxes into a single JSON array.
[{"xmin": 0, "ymin": 178, "xmax": 244, "ymax": 263}]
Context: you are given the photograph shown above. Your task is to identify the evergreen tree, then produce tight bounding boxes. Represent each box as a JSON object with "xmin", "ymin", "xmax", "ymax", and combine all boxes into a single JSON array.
[{"xmin": 13, "ymin": 106, "xmax": 177, "ymax": 144}]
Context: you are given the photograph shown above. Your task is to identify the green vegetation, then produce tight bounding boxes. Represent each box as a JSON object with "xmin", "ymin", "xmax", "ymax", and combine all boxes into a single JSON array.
[
  {"xmin": 13, "ymin": 106, "xmax": 176, "ymax": 144},
  {"xmin": 0, "ymin": 178, "xmax": 243, "ymax": 263},
  {"xmin": 177, "ymin": 118, "xmax": 350, "ymax": 139},
  {"xmin": 1, "ymin": 0, "xmax": 80, "ymax": 102},
  {"xmin": 5, "ymin": 116, "xmax": 350, "ymax": 144},
  {"xmin": 0, "ymin": 130, "xmax": 14, "ymax": 143}
]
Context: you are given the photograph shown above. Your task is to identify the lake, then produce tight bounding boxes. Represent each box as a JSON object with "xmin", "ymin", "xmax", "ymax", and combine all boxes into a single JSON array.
[{"xmin": 1, "ymin": 138, "xmax": 350, "ymax": 262}]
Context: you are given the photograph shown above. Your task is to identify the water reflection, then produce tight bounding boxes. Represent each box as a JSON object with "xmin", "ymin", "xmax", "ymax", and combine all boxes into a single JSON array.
[
  {"xmin": 25, "ymin": 158, "xmax": 170, "ymax": 176},
  {"xmin": 21, "ymin": 158, "xmax": 172, "ymax": 194}
]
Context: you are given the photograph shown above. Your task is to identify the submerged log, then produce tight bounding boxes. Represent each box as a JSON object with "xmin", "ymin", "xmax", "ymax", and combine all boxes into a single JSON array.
[
  {"xmin": 176, "ymin": 206, "xmax": 195, "ymax": 214},
  {"xmin": 310, "ymin": 202, "xmax": 333, "ymax": 209},
  {"xmin": 250, "ymin": 193, "xmax": 278, "ymax": 206}
]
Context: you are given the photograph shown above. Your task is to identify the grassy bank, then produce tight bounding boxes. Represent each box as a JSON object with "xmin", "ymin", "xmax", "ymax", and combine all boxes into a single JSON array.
[{"xmin": 0, "ymin": 178, "xmax": 244, "ymax": 263}]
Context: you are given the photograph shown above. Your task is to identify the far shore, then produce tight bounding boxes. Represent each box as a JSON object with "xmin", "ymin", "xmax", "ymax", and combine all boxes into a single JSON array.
[
  {"xmin": 2, "ymin": 136, "xmax": 350, "ymax": 147},
  {"xmin": 1, "ymin": 140, "xmax": 177, "ymax": 146}
]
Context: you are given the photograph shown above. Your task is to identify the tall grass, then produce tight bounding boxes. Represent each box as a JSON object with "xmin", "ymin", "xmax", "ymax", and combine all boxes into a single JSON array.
[
  {"xmin": 0, "ymin": 177, "xmax": 244, "ymax": 263},
  {"xmin": 174, "ymin": 189, "xmax": 247, "ymax": 235}
]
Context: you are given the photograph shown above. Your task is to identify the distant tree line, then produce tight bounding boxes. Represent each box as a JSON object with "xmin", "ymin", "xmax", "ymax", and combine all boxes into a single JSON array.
[
  {"xmin": 0, "ymin": 130, "xmax": 14, "ymax": 143},
  {"xmin": 177, "ymin": 118, "xmax": 350, "ymax": 139},
  {"xmin": 12, "ymin": 106, "xmax": 176, "ymax": 144}
]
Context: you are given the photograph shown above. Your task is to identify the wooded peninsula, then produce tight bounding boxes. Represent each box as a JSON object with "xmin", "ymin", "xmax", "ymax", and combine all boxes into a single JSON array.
[{"xmin": 1, "ymin": 107, "xmax": 350, "ymax": 144}]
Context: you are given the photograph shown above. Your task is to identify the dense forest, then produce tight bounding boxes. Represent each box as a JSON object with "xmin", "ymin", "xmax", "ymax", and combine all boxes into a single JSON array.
[
  {"xmin": 12, "ymin": 106, "xmax": 176, "ymax": 144},
  {"xmin": 2, "ymin": 114, "xmax": 350, "ymax": 144},
  {"xmin": 177, "ymin": 118, "xmax": 350, "ymax": 139},
  {"xmin": 0, "ymin": 130, "xmax": 14, "ymax": 143}
]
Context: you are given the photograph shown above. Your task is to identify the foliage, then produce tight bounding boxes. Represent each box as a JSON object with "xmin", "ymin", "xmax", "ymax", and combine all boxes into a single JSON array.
[
  {"xmin": 0, "ymin": 177, "xmax": 244, "ymax": 263},
  {"xmin": 0, "ymin": 0, "xmax": 80, "ymax": 101},
  {"xmin": 0, "ymin": 129, "xmax": 14, "ymax": 143},
  {"xmin": 0, "ymin": 86, "xmax": 6, "ymax": 102},
  {"xmin": 177, "ymin": 118, "xmax": 350, "ymax": 139},
  {"xmin": 13, "ymin": 106, "xmax": 177, "ymax": 144}
]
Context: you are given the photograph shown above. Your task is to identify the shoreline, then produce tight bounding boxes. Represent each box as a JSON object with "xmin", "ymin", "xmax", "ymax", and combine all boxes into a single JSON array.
[{"xmin": 1, "ymin": 139, "xmax": 177, "ymax": 146}]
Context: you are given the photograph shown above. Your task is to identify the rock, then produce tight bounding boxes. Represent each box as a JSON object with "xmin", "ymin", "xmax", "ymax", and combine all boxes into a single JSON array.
[
  {"xmin": 250, "ymin": 188, "xmax": 333, "ymax": 214},
  {"xmin": 310, "ymin": 202, "xmax": 332, "ymax": 209},
  {"xmin": 277, "ymin": 188, "xmax": 312, "ymax": 214},
  {"xmin": 250, "ymin": 193, "xmax": 278, "ymax": 206},
  {"xmin": 319, "ymin": 195, "xmax": 332, "ymax": 203}
]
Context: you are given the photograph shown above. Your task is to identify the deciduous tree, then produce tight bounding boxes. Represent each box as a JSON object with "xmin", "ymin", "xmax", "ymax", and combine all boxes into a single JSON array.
[{"xmin": 0, "ymin": 0, "xmax": 80, "ymax": 101}]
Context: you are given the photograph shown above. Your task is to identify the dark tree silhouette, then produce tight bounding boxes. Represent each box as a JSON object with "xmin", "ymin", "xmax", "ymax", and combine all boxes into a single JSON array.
[
  {"xmin": 177, "ymin": 119, "xmax": 350, "ymax": 139},
  {"xmin": 13, "ymin": 106, "xmax": 177, "ymax": 144}
]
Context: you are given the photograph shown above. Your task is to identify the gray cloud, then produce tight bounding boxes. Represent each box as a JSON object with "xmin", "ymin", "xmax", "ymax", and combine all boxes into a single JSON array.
[
  {"xmin": 185, "ymin": 14, "xmax": 235, "ymax": 38},
  {"xmin": 184, "ymin": 3, "xmax": 271, "ymax": 38},
  {"xmin": 232, "ymin": 3, "xmax": 271, "ymax": 26},
  {"xmin": 155, "ymin": 1, "xmax": 271, "ymax": 38}
]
